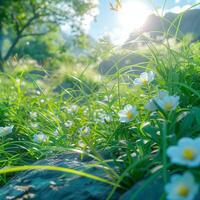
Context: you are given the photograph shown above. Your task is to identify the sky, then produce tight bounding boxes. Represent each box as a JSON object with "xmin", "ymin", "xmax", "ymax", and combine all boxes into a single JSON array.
[{"xmin": 88, "ymin": 0, "xmax": 200, "ymax": 44}]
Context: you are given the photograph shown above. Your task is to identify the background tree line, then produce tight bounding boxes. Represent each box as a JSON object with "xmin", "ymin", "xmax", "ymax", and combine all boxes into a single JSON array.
[{"xmin": 0, "ymin": 0, "xmax": 97, "ymax": 71}]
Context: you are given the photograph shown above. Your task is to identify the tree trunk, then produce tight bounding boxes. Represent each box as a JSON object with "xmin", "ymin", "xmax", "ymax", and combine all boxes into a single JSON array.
[
  {"xmin": 0, "ymin": 60, "xmax": 4, "ymax": 72},
  {"xmin": 3, "ymin": 35, "xmax": 21, "ymax": 61}
]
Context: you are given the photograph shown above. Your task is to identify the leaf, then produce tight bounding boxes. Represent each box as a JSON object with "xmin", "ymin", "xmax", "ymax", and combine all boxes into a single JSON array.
[
  {"xmin": 179, "ymin": 111, "xmax": 195, "ymax": 134},
  {"xmin": 141, "ymin": 122, "xmax": 159, "ymax": 143},
  {"xmin": 0, "ymin": 165, "xmax": 117, "ymax": 187},
  {"xmin": 192, "ymin": 107, "xmax": 200, "ymax": 125}
]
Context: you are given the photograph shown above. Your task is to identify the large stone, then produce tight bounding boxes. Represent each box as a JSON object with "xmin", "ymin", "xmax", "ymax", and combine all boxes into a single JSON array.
[
  {"xmin": 120, "ymin": 177, "xmax": 164, "ymax": 200},
  {"xmin": 120, "ymin": 177, "xmax": 200, "ymax": 200},
  {"xmin": 0, "ymin": 153, "xmax": 120, "ymax": 200}
]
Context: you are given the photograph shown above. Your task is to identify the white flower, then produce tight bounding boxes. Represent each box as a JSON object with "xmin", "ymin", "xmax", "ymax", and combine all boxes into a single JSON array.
[
  {"xmin": 133, "ymin": 71, "xmax": 155, "ymax": 86},
  {"xmin": 158, "ymin": 90, "xmax": 169, "ymax": 99},
  {"xmin": 36, "ymin": 90, "xmax": 41, "ymax": 95},
  {"xmin": 30, "ymin": 123, "xmax": 39, "ymax": 129},
  {"xmin": 83, "ymin": 108, "xmax": 89, "ymax": 115},
  {"xmin": 157, "ymin": 95, "xmax": 179, "ymax": 111},
  {"xmin": 145, "ymin": 91, "xmax": 179, "ymax": 112},
  {"xmin": 64, "ymin": 120, "xmax": 73, "ymax": 128},
  {"xmin": 22, "ymin": 81, "xmax": 26, "ymax": 86},
  {"xmin": 165, "ymin": 172, "xmax": 198, "ymax": 200},
  {"xmin": 71, "ymin": 104, "xmax": 78, "ymax": 111},
  {"xmin": 78, "ymin": 141, "xmax": 86, "ymax": 148},
  {"xmin": 16, "ymin": 79, "xmax": 21, "ymax": 84},
  {"xmin": 118, "ymin": 105, "xmax": 138, "ymax": 123},
  {"xmin": 97, "ymin": 112, "xmax": 112, "ymax": 123},
  {"xmin": 33, "ymin": 133, "xmax": 49, "ymax": 143},
  {"xmin": 67, "ymin": 104, "xmax": 78, "ymax": 114},
  {"xmin": 145, "ymin": 99, "xmax": 157, "ymax": 111},
  {"xmin": 40, "ymin": 99, "xmax": 45, "ymax": 104},
  {"xmin": 167, "ymin": 137, "xmax": 200, "ymax": 167},
  {"xmin": 0, "ymin": 125, "xmax": 14, "ymax": 137},
  {"xmin": 16, "ymin": 79, "xmax": 26, "ymax": 86},
  {"xmin": 79, "ymin": 126, "xmax": 90, "ymax": 137},
  {"xmin": 103, "ymin": 95, "xmax": 113, "ymax": 102},
  {"xmin": 30, "ymin": 112, "xmax": 37, "ymax": 119},
  {"xmin": 53, "ymin": 129, "xmax": 59, "ymax": 136},
  {"xmin": 145, "ymin": 91, "xmax": 169, "ymax": 111}
]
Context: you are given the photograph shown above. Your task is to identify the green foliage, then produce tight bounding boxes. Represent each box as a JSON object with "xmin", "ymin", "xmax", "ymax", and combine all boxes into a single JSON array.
[
  {"xmin": 54, "ymin": 75, "xmax": 100, "ymax": 99},
  {"xmin": 0, "ymin": 0, "xmax": 97, "ymax": 68},
  {"xmin": 13, "ymin": 31, "xmax": 65, "ymax": 63},
  {"xmin": 1, "ymin": 4, "xmax": 200, "ymax": 198}
]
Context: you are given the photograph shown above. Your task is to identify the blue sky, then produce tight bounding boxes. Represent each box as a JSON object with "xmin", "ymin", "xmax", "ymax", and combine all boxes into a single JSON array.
[{"xmin": 89, "ymin": 0, "xmax": 199, "ymax": 44}]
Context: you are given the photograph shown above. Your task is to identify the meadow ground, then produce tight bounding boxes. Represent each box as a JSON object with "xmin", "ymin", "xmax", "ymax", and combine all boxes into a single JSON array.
[{"xmin": 0, "ymin": 38, "xmax": 200, "ymax": 199}]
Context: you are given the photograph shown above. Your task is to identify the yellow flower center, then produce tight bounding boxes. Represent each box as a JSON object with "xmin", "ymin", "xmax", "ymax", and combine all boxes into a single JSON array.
[
  {"xmin": 177, "ymin": 185, "xmax": 189, "ymax": 197},
  {"xmin": 182, "ymin": 148, "xmax": 195, "ymax": 160},
  {"xmin": 127, "ymin": 111, "xmax": 133, "ymax": 120},
  {"xmin": 141, "ymin": 78, "xmax": 148, "ymax": 85},
  {"xmin": 164, "ymin": 102, "xmax": 173, "ymax": 111}
]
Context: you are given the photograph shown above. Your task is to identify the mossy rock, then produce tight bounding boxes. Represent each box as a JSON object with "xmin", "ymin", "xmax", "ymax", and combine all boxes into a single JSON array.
[{"xmin": 0, "ymin": 153, "xmax": 120, "ymax": 200}]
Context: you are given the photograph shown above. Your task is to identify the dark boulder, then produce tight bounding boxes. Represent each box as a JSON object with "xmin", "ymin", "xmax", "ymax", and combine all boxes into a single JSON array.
[
  {"xmin": 0, "ymin": 153, "xmax": 120, "ymax": 200},
  {"xmin": 120, "ymin": 177, "xmax": 200, "ymax": 200}
]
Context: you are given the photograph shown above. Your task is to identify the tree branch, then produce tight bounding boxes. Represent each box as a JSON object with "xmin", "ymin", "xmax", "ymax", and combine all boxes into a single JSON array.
[
  {"xmin": 11, "ymin": 13, "xmax": 20, "ymax": 34},
  {"xmin": 19, "ymin": 14, "xmax": 40, "ymax": 34},
  {"xmin": 20, "ymin": 31, "xmax": 50, "ymax": 38},
  {"xmin": 3, "ymin": 13, "xmax": 40, "ymax": 61}
]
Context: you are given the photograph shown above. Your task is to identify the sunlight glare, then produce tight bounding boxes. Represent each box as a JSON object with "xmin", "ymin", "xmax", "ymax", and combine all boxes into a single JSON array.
[
  {"xmin": 114, "ymin": 1, "xmax": 151, "ymax": 45},
  {"xmin": 118, "ymin": 1, "xmax": 151, "ymax": 30}
]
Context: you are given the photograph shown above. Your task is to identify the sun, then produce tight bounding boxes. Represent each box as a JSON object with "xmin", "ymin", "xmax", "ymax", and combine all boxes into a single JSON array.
[{"xmin": 118, "ymin": 1, "xmax": 151, "ymax": 31}]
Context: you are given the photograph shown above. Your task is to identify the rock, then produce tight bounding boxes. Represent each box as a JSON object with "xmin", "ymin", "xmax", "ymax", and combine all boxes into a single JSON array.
[
  {"xmin": 0, "ymin": 152, "xmax": 120, "ymax": 200},
  {"xmin": 25, "ymin": 70, "xmax": 47, "ymax": 81},
  {"xmin": 127, "ymin": 9, "xmax": 200, "ymax": 43},
  {"xmin": 53, "ymin": 76, "xmax": 99, "ymax": 98},
  {"xmin": 98, "ymin": 54, "xmax": 147, "ymax": 75},
  {"xmin": 120, "ymin": 177, "xmax": 200, "ymax": 200},
  {"xmin": 120, "ymin": 177, "xmax": 164, "ymax": 200}
]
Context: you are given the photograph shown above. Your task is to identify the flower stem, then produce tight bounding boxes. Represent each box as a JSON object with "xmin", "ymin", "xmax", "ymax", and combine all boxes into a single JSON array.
[{"xmin": 162, "ymin": 120, "xmax": 168, "ymax": 183}]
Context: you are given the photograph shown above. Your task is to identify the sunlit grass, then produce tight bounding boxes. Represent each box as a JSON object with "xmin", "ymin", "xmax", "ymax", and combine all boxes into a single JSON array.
[{"xmin": 1, "ymin": 8, "xmax": 200, "ymax": 199}]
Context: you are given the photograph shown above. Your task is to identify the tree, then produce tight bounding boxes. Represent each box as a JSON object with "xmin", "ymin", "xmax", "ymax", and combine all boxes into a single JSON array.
[
  {"xmin": 0, "ymin": 0, "xmax": 97, "ymax": 71},
  {"xmin": 13, "ymin": 30, "xmax": 64, "ymax": 63}
]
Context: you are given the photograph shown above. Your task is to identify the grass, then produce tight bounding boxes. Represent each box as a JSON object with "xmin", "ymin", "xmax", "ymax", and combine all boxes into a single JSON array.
[{"xmin": 0, "ymin": 22, "xmax": 200, "ymax": 199}]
